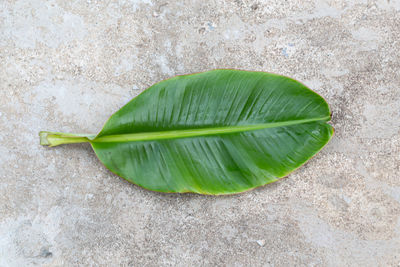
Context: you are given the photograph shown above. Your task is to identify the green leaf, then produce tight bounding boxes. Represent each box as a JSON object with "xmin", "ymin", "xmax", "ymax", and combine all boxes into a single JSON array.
[{"xmin": 40, "ymin": 70, "xmax": 333, "ymax": 195}]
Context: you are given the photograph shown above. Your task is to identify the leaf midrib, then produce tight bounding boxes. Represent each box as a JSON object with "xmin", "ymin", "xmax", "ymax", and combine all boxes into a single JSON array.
[{"xmin": 93, "ymin": 117, "xmax": 330, "ymax": 143}]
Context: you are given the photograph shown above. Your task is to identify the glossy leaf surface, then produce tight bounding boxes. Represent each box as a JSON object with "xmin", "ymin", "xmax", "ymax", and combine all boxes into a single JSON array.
[{"xmin": 41, "ymin": 70, "xmax": 333, "ymax": 195}]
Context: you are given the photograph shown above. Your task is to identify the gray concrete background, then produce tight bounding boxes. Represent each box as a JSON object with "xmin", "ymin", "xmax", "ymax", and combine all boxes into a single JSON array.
[{"xmin": 1, "ymin": 0, "xmax": 399, "ymax": 266}]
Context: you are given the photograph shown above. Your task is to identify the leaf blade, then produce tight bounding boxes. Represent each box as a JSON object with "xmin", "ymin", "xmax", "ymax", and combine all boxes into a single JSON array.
[{"xmin": 90, "ymin": 69, "xmax": 333, "ymax": 194}]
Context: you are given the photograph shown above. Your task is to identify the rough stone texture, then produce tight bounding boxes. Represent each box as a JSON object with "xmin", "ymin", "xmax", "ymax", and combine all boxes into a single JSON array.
[{"xmin": 1, "ymin": 0, "xmax": 399, "ymax": 266}]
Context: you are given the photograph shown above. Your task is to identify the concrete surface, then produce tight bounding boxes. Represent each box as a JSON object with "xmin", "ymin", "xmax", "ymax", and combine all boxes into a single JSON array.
[{"xmin": 1, "ymin": 0, "xmax": 399, "ymax": 266}]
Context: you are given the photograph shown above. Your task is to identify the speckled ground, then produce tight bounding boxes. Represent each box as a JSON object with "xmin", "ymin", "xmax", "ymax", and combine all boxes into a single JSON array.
[{"xmin": 1, "ymin": 0, "xmax": 399, "ymax": 266}]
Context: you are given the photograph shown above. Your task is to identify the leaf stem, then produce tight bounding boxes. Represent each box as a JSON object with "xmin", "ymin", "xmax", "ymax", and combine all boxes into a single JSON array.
[
  {"xmin": 39, "ymin": 117, "xmax": 330, "ymax": 146},
  {"xmin": 39, "ymin": 131, "xmax": 94, "ymax": 147}
]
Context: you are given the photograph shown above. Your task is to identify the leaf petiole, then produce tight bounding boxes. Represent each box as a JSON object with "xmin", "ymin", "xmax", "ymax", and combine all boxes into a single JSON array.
[{"xmin": 39, "ymin": 131, "xmax": 95, "ymax": 147}]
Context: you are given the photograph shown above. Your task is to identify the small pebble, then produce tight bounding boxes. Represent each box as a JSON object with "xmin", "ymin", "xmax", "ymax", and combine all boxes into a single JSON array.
[{"xmin": 256, "ymin": 240, "xmax": 265, "ymax": 247}]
